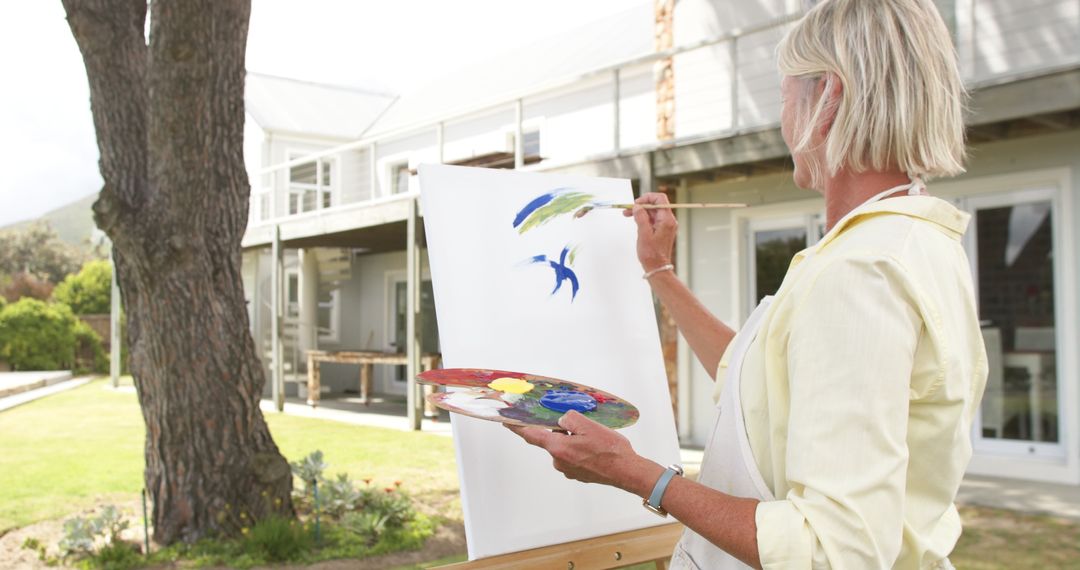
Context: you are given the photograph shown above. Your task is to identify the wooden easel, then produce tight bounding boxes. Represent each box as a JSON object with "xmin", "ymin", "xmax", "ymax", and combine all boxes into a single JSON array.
[{"xmin": 435, "ymin": 523, "xmax": 683, "ymax": 570}]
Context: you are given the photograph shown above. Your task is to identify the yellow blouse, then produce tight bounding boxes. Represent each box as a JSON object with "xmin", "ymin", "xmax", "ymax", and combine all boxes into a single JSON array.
[{"xmin": 715, "ymin": 196, "xmax": 988, "ymax": 568}]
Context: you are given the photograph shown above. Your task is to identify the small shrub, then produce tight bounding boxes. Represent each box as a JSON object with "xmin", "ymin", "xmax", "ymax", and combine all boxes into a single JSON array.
[
  {"xmin": 290, "ymin": 450, "xmax": 327, "ymax": 493},
  {"xmin": 0, "ymin": 298, "xmax": 77, "ymax": 370},
  {"xmin": 340, "ymin": 511, "xmax": 389, "ymax": 545},
  {"xmin": 57, "ymin": 505, "xmax": 134, "ymax": 567},
  {"xmin": 53, "ymin": 260, "xmax": 112, "ymax": 315},
  {"xmin": 96, "ymin": 505, "xmax": 129, "ymax": 543},
  {"xmin": 358, "ymin": 484, "xmax": 416, "ymax": 529},
  {"xmin": 86, "ymin": 540, "xmax": 141, "ymax": 570},
  {"xmin": 242, "ymin": 515, "xmax": 313, "ymax": 563},
  {"xmin": 321, "ymin": 473, "xmax": 362, "ymax": 517},
  {"xmin": 59, "ymin": 516, "xmax": 102, "ymax": 558},
  {"xmin": 2, "ymin": 271, "xmax": 55, "ymax": 302},
  {"xmin": 73, "ymin": 319, "xmax": 107, "ymax": 374}
]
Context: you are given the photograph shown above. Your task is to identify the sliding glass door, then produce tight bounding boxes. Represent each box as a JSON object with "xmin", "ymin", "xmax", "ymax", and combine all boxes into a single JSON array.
[{"xmin": 965, "ymin": 188, "xmax": 1063, "ymax": 458}]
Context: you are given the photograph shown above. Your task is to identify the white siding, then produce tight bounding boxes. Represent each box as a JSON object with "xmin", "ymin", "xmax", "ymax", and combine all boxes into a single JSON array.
[
  {"xmin": 672, "ymin": 0, "xmax": 799, "ymax": 139},
  {"xmin": 339, "ymin": 146, "xmax": 374, "ymax": 205},
  {"xmin": 443, "ymin": 107, "xmax": 516, "ymax": 164},
  {"xmin": 523, "ymin": 75, "xmax": 616, "ymax": 164},
  {"xmin": 618, "ymin": 62, "xmax": 659, "ymax": 150},
  {"xmin": 962, "ymin": 0, "xmax": 1080, "ymax": 82},
  {"xmin": 674, "ymin": 44, "xmax": 735, "ymax": 138}
]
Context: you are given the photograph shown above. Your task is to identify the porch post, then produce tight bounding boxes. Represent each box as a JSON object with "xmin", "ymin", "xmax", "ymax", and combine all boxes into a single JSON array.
[
  {"xmin": 514, "ymin": 99, "xmax": 524, "ymax": 169},
  {"xmin": 109, "ymin": 252, "xmax": 121, "ymax": 388},
  {"xmin": 271, "ymin": 225, "xmax": 285, "ymax": 411},
  {"xmin": 406, "ymin": 197, "xmax": 423, "ymax": 430},
  {"xmin": 298, "ymin": 248, "xmax": 319, "ymax": 354}
]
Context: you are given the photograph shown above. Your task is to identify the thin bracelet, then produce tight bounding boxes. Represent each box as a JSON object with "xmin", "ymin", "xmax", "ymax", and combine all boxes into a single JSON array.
[{"xmin": 642, "ymin": 263, "xmax": 675, "ymax": 280}]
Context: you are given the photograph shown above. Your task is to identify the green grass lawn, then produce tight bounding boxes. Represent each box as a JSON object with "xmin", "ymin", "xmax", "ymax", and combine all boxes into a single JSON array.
[
  {"xmin": 2, "ymin": 378, "xmax": 1079, "ymax": 569},
  {"xmin": 0, "ymin": 378, "xmax": 459, "ymax": 533}
]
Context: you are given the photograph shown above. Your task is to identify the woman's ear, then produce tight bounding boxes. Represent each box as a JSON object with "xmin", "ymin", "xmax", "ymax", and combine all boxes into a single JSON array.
[{"xmin": 817, "ymin": 72, "xmax": 844, "ymax": 137}]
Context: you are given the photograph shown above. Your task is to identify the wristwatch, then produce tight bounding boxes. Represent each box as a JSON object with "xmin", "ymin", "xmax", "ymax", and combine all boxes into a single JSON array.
[{"xmin": 642, "ymin": 464, "xmax": 684, "ymax": 517}]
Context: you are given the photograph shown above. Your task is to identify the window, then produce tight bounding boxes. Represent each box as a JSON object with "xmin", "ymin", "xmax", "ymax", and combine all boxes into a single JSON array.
[
  {"xmin": 282, "ymin": 268, "xmax": 339, "ymax": 342},
  {"xmin": 287, "ymin": 153, "xmax": 335, "ymax": 215},
  {"xmin": 286, "ymin": 271, "xmax": 299, "ymax": 318},
  {"xmin": 391, "ymin": 162, "xmax": 410, "ymax": 194},
  {"xmin": 389, "ymin": 277, "xmax": 440, "ymax": 382},
  {"xmin": 523, "ymin": 129, "xmax": 541, "ymax": 158},
  {"xmin": 744, "ymin": 213, "xmax": 823, "ymax": 316},
  {"xmin": 507, "ymin": 129, "xmax": 542, "ymax": 160},
  {"xmin": 968, "ymin": 191, "xmax": 1060, "ymax": 449},
  {"xmin": 317, "ymin": 286, "xmax": 339, "ymax": 343}
]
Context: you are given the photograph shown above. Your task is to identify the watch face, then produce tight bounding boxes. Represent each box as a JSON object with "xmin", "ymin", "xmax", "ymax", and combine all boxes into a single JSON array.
[{"xmin": 642, "ymin": 498, "xmax": 668, "ymax": 518}]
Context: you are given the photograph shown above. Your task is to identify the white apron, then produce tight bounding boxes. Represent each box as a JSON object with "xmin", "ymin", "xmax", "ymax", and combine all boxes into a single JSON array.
[
  {"xmin": 669, "ymin": 295, "xmax": 776, "ymax": 570},
  {"xmin": 668, "ymin": 179, "xmax": 956, "ymax": 569}
]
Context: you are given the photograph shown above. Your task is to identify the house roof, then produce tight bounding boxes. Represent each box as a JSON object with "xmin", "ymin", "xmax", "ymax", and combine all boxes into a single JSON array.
[
  {"xmin": 363, "ymin": 1, "xmax": 653, "ymax": 138},
  {"xmin": 245, "ymin": 73, "xmax": 397, "ymax": 140}
]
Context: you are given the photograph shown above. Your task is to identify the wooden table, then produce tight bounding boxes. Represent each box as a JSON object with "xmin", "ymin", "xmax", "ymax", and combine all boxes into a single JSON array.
[{"xmin": 306, "ymin": 350, "xmax": 442, "ymax": 409}]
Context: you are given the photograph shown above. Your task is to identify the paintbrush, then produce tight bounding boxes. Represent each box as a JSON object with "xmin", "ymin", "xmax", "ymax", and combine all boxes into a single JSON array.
[{"xmin": 573, "ymin": 202, "xmax": 746, "ymax": 218}]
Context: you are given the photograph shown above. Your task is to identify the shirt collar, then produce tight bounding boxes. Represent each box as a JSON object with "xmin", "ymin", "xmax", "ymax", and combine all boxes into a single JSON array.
[{"xmin": 798, "ymin": 196, "xmax": 971, "ymax": 259}]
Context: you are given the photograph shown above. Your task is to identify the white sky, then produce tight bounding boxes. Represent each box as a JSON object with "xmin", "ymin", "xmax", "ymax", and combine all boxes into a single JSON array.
[{"xmin": 0, "ymin": 0, "xmax": 638, "ymax": 227}]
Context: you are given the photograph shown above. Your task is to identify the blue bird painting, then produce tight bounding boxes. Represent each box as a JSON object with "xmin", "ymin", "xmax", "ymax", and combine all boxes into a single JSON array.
[{"xmin": 527, "ymin": 246, "xmax": 580, "ymax": 301}]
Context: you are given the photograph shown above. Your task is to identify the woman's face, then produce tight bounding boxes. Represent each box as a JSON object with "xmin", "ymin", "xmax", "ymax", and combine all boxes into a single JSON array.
[{"xmin": 780, "ymin": 75, "xmax": 821, "ymax": 191}]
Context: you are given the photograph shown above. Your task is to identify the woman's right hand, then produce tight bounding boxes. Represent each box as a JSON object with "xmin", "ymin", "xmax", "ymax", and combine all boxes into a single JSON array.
[{"xmin": 624, "ymin": 192, "xmax": 678, "ymax": 273}]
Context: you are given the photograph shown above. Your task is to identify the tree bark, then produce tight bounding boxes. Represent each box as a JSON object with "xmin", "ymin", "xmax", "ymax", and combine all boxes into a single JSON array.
[{"xmin": 62, "ymin": 0, "xmax": 293, "ymax": 544}]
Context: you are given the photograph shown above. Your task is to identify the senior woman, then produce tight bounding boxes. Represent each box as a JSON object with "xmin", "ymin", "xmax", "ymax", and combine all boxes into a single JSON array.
[{"xmin": 507, "ymin": 0, "xmax": 988, "ymax": 568}]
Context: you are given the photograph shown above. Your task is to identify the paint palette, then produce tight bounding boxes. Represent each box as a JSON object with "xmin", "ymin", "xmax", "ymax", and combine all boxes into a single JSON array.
[{"xmin": 417, "ymin": 368, "xmax": 640, "ymax": 430}]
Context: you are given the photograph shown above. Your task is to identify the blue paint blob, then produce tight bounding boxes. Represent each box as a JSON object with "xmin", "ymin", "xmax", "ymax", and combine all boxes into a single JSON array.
[
  {"xmin": 512, "ymin": 193, "xmax": 557, "ymax": 228},
  {"xmin": 539, "ymin": 390, "xmax": 597, "ymax": 413}
]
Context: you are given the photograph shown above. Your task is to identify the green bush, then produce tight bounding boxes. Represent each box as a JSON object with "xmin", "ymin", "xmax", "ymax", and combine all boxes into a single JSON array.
[
  {"xmin": 84, "ymin": 540, "xmax": 142, "ymax": 570},
  {"xmin": 73, "ymin": 320, "xmax": 108, "ymax": 375},
  {"xmin": 242, "ymin": 515, "xmax": 313, "ymax": 563},
  {"xmin": 0, "ymin": 298, "xmax": 77, "ymax": 371},
  {"xmin": 53, "ymin": 260, "xmax": 112, "ymax": 315}
]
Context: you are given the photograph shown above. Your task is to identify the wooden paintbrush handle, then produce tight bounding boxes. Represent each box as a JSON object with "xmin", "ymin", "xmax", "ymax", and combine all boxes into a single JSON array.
[{"xmin": 614, "ymin": 203, "xmax": 746, "ymax": 209}]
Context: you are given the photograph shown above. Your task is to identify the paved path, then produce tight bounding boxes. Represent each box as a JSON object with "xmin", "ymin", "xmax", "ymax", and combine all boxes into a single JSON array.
[
  {"xmin": 260, "ymin": 398, "xmax": 456, "ymax": 436},
  {"xmin": 958, "ymin": 474, "xmax": 1080, "ymax": 521},
  {"xmin": 0, "ymin": 371, "xmax": 73, "ymax": 398},
  {"xmin": 0, "ymin": 374, "xmax": 92, "ymax": 412}
]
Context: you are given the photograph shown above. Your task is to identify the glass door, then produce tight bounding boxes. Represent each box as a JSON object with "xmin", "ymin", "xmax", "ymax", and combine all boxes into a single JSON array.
[
  {"xmin": 390, "ymin": 279, "xmax": 440, "ymax": 382},
  {"xmin": 745, "ymin": 214, "xmax": 822, "ymax": 318},
  {"xmin": 964, "ymin": 188, "xmax": 1063, "ymax": 458}
]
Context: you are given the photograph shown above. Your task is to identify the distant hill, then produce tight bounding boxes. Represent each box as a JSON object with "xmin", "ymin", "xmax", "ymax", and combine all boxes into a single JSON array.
[{"xmin": 1, "ymin": 193, "xmax": 100, "ymax": 248}]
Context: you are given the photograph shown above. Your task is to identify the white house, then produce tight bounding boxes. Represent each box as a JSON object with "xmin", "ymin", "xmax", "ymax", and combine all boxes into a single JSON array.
[{"xmin": 241, "ymin": 0, "xmax": 1080, "ymax": 486}]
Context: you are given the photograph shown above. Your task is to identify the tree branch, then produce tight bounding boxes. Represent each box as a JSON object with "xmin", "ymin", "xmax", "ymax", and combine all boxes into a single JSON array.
[{"xmin": 61, "ymin": 0, "xmax": 149, "ymax": 238}]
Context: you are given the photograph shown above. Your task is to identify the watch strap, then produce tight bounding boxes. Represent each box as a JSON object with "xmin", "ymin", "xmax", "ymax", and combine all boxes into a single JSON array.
[{"xmin": 646, "ymin": 465, "xmax": 681, "ymax": 515}]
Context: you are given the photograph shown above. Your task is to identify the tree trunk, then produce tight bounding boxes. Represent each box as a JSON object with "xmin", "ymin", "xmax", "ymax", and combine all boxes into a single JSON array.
[{"xmin": 62, "ymin": 0, "xmax": 293, "ymax": 544}]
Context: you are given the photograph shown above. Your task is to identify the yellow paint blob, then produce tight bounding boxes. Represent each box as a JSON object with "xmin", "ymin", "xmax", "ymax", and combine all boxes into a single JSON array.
[{"xmin": 488, "ymin": 377, "xmax": 535, "ymax": 395}]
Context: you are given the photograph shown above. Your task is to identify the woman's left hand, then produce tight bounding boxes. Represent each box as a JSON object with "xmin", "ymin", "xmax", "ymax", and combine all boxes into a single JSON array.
[{"xmin": 505, "ymin": 411, "xmax": 653, "ymax": 493}]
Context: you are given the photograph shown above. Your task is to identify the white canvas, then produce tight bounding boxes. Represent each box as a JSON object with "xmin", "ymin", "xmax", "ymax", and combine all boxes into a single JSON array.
[{"xmin": 418, "ymin": 163, "xmax": 681, "ymax": 560}]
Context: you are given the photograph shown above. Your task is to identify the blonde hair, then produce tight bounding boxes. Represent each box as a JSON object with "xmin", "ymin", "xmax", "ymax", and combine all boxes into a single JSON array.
[{"xmin": 777, "ymin": 0, "xmax": 967, "ymax": 181}]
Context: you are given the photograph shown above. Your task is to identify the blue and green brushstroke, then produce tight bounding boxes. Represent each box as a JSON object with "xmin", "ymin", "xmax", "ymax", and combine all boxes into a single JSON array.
[
  {"xmin": 512, "ymin": 188, "xmax": 597, "ymax": 234},
  {"xmin": 513, "ymin": 188, "xmax": 597, "ymax": 303}
]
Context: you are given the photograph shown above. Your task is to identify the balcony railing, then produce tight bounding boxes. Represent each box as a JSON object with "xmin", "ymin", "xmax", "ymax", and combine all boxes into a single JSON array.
[{"xmin": 248, "ymin": 0, "xmax": 1080, "ymax": 229}]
